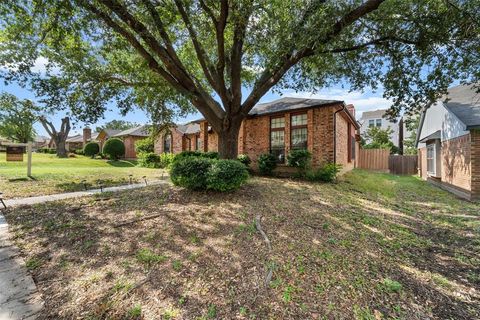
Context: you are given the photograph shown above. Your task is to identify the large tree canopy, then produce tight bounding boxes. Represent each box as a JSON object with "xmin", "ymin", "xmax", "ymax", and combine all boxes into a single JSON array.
[
  {"xmin": 0, "ymin": 93, "xmax": 38, "ymax": 143},
  {"xmin": 0, "ymin": 0, "xmax": 479, "ymax": 158}
]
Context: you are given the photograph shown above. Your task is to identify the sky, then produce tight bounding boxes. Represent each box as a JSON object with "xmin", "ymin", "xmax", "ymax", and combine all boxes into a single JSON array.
[{"xmin": 1, "ymin": 58, "xmax": 394, "ymax": 137}]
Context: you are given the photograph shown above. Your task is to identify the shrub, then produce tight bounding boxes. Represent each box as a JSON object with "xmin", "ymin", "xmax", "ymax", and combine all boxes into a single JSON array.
[
  {"xmin": 306, "ymin": 163, "xmax": 342, "ymax": 182},
  {"xmin": 74, "ymin": 148, "xmax": 84, "ymax": 155},
  {"xmin": 237, "ymin": 154, "xmax": 251, "ymax": 167},
  {"xmin": 170, "ymin": 157, "xmax": 213, "ymax": 190},
  {"xmin": 287, "ymin": 149, "xmax": 312, "ymax": 176},
  {"xmin": 159, "ymin": 153, "xmax": 175, "ymax": 169},
  {"xmin": 203, "ymin": 151, "xmax": 219, "ymax": 159},
  {"xmin": 135, "ymin": 137, "xmax": 154, "ymax": 154},
  {"xmin": 103, "ymin": 138, "xmax": 125, "ymax": 160},
  {"xmin": 138, "ymin": 152, "xmax": 160, "ymax": 168},
  {"xmin": 207, "ymin": 159, "xmax": 249, "ymax": 191},
  {"xmin": 174, "ymin": 150, "xmax": 219, "ymax": 162},
  {"xmin": 258, "ymin": 153, "xmax": 277, "ymax": 175},
  {"xmin": 97, "ymin": 152, "xmax": 107, "ymax": 159},
  {"xmin": 83, "ymin": 142, "xmax": 100, "ymax": 158}
]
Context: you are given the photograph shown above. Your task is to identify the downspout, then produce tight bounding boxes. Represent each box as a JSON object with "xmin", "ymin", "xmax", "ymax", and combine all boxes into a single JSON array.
[{"xmin": 333, "ymin": 103, "xmax": 347, "ymax": 164}]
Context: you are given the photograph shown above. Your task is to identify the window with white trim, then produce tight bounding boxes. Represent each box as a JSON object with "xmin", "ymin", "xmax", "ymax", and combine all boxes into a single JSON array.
[{"xmin": 426, "ymin": 143, "xmax": 435, "ymax": 175}]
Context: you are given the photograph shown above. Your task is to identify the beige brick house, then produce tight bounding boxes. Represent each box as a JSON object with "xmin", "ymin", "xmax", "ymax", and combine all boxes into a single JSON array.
[
  {"xmin": 416, "ymin": 84, "xmax": 480, "ymax": 201},
  {"xmin": 155, "ymin": 97, "xmax": 360, "ymax": 172}
]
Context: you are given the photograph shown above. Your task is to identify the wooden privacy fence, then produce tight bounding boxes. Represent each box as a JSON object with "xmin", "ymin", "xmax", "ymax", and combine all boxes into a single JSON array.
[
  {"xmin": 357, "ymin": 149, "xmax": 389, "ymax": 171},
  {"xmin": 357, "ymin": 149, "xmax": 418, "ymax": 175},
  {"xmin": 388, "ymin": 155, "xmax": 418, "ymax": 175}
]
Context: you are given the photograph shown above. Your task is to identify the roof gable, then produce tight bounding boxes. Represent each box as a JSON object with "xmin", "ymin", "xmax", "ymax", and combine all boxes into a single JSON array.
[{"xmin": 442, "ymin": 84, "xmax": 480, "ymax": 129}]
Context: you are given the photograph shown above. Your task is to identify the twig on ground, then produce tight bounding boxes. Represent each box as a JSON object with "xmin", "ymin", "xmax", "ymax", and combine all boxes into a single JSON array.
[
  {"xmin": 255, "ymin": 214, "xmax": 273, "ymax": 288},
  {"xmin": 114, "ymin": 213, "xmax": 164, "ymax": 228}
]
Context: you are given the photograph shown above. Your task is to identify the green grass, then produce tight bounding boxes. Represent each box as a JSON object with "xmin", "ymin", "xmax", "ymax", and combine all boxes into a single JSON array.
[{"xmin": 0, "ymin": 152, "xmax": 166, "ymax": 198}]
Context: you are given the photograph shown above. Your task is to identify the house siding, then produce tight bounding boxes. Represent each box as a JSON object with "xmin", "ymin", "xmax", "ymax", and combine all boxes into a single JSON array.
[
  {"xmin": 471, "ymin": 130, "xmax": 480, "ymax": 200},
  {"xmin": 198, "ymin": 103, "xmax": 356, "ymax": 171},
  {"xmin": 123, "ymin": 136, "xmax": 145, "ymax": 159},
  {"xmin": 441, "ymin": 134, "xmax": 471, "ymax": 192}
]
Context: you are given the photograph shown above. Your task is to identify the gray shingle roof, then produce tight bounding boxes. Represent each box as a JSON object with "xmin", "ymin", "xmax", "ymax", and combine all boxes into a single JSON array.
[
  {"xmin": 102, "ymin": 129, "xmax": 122, "ymax": 137},
  {"xmin": 418, "ymin": 130, "xmax": 441, "ymax": 143},
  {"xmin": 66, "ymin": 134, "xmax": 83, "ymax": 143},
  {"xmin": 443, "ymin": 83, "xmax": 480, "ymax": 129},
  {"xmin": 360, "ymin": 109, "xmax": 387, "ymax": 119},
  {"xmin": 176, "ymin": 123, "xmax": 200, "ymax": 134},
  {"xmin": 113, "ymin": 125, "xmax": 150, "ymax": 137},
  {"xmin": 249, "ymin": 97, "xmax": 342, "ymax": 116}
]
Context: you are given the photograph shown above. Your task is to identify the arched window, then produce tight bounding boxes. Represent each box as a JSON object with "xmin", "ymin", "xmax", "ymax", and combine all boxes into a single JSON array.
[{"xmin": 163, "ymin": 132, "xmax": 172, "ymax": 153}]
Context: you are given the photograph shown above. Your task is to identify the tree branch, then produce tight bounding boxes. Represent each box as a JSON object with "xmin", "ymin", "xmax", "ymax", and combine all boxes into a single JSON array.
[
  {"xmin": 242, "ymin": 0, "xmax": 386, "ymax": 113},
  {"xmin": 173, "ymin": 0, "xmax": 217, "ymax": 90}
]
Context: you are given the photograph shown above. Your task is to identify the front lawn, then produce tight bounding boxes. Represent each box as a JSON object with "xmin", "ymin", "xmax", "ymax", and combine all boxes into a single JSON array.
[
  {"xmin": 0, "ymin": 152, "xmax": 166, "ymax": 198},
  {"xmin": 4, "ymin": 170, "xmax": 479, "ymax": 319}
]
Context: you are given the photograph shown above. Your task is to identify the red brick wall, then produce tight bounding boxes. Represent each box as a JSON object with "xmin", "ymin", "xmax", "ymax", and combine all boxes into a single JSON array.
[
  {"xmin": 335, "ymin": 113, "xmax": 355, "ymax": 172},
  {"xmin": 123, "ymin": 136, "xmax": 146, "ymax": 159},
  {"xmin": 441, "ymin": 134, "xmax": 471, "ymax": 192},
  {"xmin": 418, "ymin": 147, "xmax": 428, "ymax": 179},
  {"xmin": 196, "ymin": 103, "xmax": 356, "ymax": 171},
  {"xmin": 471, "ymin": 130, "xmax": 480, "ymax": 200}
]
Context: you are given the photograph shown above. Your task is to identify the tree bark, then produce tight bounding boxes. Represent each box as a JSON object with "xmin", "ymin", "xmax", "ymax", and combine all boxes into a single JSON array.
[
  {"xmin": 216, "ymin": 118, "xmax": 242, "ymax": 159},
  {"xmin": 39, "ymin": 117, "xmax": 71, "ymax": 158},
  {"xmin": 56, "ymin": 138, "xmax": 68, "ymax": 158}
]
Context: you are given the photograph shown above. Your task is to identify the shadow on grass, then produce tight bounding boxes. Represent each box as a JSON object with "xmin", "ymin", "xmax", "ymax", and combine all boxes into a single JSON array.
[{"xmin": 106, "ymin": 160, "xmax": 138, "ymax": 167}]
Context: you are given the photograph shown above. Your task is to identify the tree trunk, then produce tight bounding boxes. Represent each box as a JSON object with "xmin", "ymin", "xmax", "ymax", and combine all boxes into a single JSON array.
[
  {"xmin": 216, "ymin": 120, "xmax": 242, "ymax": 159},
  {"xmin": 56, "ymin": 138, "xmax": 68, "ymax": 158}
]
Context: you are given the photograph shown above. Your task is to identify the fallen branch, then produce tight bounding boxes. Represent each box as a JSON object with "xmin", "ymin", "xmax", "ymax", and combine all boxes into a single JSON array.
[
  {"xmin": 255, "ymin": 214, "xmax": 273, "ymax": 288},
  {"xmin": 114, "ymin": 213, "xmax": 164, "ymax": 228}
]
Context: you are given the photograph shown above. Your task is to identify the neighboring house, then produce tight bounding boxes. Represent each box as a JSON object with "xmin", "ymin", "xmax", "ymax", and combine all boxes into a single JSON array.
[
  {"xmin": 113, "ymin": 125, "xmax": 150, "ymax": 159},
  {"xmin": 95, "ymin": 128, "xmax": 122, "ymax": 151},
  {"xmin": 154, "ymin": 122, "xmax": 201, "ymax": 154},
  {"xmin": 416, "ymin": 83, "xmax": 480, "ymax": 201},
  {"xmin": 65, "ymin": 134, "xmax": 84, "ymax": 151},
  {"xmin": 155, "ymin": 97, "xmax": 360, "ymax": 172},
  {"xmin": 359, "ymin": 109, "xmax": 410, "ymax": 148},
  {"xmin": 33, "ymin": 135, "xmax": 50, "ymax": 150}
]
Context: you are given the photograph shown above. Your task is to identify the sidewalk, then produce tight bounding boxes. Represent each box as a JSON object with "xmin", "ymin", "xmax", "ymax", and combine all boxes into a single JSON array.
[
  {"xmin": 0, "ymin": 214, "xmax": 43, "ymax": 320},
  {"xmin": 0, "ymin": 179, "xmax": 170, "ymax": 319},
  {"xmin": 4, "ymin": 179, "xmax": 170, "ymax": 208}
]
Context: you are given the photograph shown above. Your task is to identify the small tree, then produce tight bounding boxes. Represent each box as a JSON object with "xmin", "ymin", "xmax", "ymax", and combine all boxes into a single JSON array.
[
  {"xmin": 363, "ymin": 126, "xmax": 399, "ymax": 154},
  {"xmin": 39, "ymin": 116, "xmax": 71, "ymax": 158},
  {"xmin": 84, "ymin": 142, "xmax": 100, "ymax": 158},
  {"xmin": 103, "ymin": 138, "xmax": 125, "ymax": 160},
  {"xmin": 0, "ymin": 93, "xmax": 38, "ymax": 143},
  {"xmin": 403, "ymin": 116, "xmax": 420, "ymax": 155},
  {"xmin": 135, "ymin": 137, "xmax": 154, "ymax": 154}
]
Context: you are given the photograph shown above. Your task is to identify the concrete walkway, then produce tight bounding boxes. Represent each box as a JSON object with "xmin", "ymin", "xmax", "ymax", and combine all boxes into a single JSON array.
[
  {"xmin": 0, "ymin": 179, "xmax": 170, "ymax": 319},
  {"xmin": 0, "ymin": 214, "xmax": 42, "ymax": 320},
  {"xmin": 4, "ymin": 179, "xmax": 170, "ymax": 208}
]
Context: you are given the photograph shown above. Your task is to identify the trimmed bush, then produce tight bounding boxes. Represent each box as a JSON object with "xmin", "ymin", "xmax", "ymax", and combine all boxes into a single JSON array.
[
  {"xmin": 103, "ymin": 138, "xmax": 125, "ymax": 160},
  {"xmin": 135, "ymin": 137, "xmax": 154, "ymax": 154},
  {"xmin": 207, "ymin": 159, "xmax": 249, "ymax": 191},
  {"xmin": 237, "ymin": 154, "xmax": 251, "ymax": 167},
  {"xmin": 74, "ymin": 148, "xmax": 84, "ymax": 155},
  {"xmin": 138, "ymin": 152, "xmax": 160, "ymax": 168},
  {"xmin": 306, "ymin": 163, "xmax": 342, "ymax": 182},
  {"xmin": 258, "ymin": 153, "xmax": 277, "ymax": 175},
  {"xmin": 287, "ymin": 149, "xmax": 312, "ymax": 176},
  {"xmin": 159, "ymin": 153, "xmax": 175, "ymax": 169},
  {"xmin": 170, "ymin": 157, "xmax": 213, "ymax": 190},
  {"xmin": 83, "ymin": 142, "xmax": 100, "ymax": 158},
  {"xmin": 174, "ymin": 150, "xmax": 219, "ymax": 162}
]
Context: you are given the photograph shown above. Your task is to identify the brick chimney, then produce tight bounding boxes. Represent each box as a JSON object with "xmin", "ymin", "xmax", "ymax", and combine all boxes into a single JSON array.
[
  {"xmin": 83, "ymin": 127, "xmax": 92, "ymax": 146},
  {"xmin": 346, "ymin": 104, "xmax": 355, "ymax": 118}
]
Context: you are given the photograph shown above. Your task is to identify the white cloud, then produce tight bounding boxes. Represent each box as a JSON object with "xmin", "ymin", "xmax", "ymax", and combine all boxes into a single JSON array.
[{"xmin": 282, "ymin": 88, "xmax": 394, "ymax": 119}]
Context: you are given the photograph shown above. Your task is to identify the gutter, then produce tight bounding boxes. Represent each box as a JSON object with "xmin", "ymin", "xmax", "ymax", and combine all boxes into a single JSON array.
[{"xmin": 333, "ymin": 103, "xmax": 347, "ymax": 164}]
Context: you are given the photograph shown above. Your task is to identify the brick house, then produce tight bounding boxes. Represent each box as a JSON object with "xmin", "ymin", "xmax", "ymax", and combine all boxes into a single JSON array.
[
  {"xmin": 155, "ymin": 97, "xmax": 360, "ymax": 172},
  {"xmin": 154, "ymin": 122, "xmax": 201, "ymax": 154},
  {"xmin": 113, "ymin": 125, "xmax": 150, "ymax": 159},
  {"xmin": 416, "ymin": 84, "xmax": 480, "ymax": 201},
  {"xmin": 95, "ymin": 128, "xmax": 122, "ymax": 151}
]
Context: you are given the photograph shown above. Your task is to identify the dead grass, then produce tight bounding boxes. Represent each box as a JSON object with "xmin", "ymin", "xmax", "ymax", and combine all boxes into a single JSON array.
[{"xmin": 4, "ymin": 169, "xmax": 480, "ymax": 319}]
